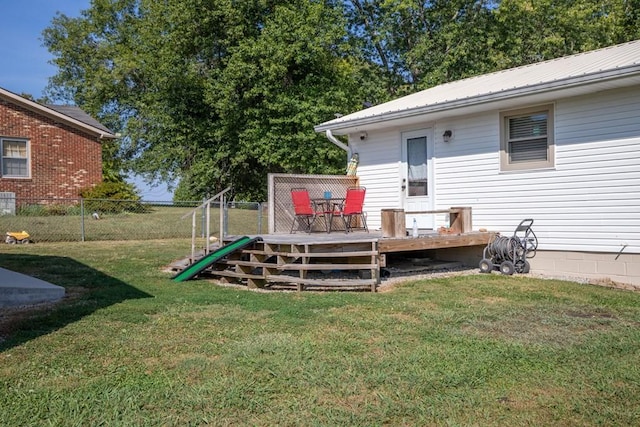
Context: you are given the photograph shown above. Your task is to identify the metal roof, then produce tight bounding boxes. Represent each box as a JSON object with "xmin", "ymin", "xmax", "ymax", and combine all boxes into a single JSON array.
[{"xmin": 316, "ymin": 39, "xmax": 640, "ymax": 133}]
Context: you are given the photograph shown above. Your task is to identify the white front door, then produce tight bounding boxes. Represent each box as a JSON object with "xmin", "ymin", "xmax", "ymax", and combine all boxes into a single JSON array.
[{"xmin": 401, "ymin": 129, "xmax": 434, "ymax": 230}]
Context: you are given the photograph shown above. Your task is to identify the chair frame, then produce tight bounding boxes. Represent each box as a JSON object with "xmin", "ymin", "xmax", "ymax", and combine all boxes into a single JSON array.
[
  {"xmin": 290, "ymin": 188, "xmax": 329, "ymax": 233},
  {"xmin": 330, "ymin": 186, "xmax": 368, "ymax": 233}
]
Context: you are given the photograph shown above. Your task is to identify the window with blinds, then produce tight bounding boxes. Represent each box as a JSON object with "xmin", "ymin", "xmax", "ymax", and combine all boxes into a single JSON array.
[
  {"xmin": 500, "ymin": 105, "xmax": 554, "ymax": 171},
  {"xmin": 1, "ymin": 138, "xmax": 30, "ymax": 178}
]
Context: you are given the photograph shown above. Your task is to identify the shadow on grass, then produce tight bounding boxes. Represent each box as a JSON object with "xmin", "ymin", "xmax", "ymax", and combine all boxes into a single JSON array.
[{"xmin": 0, "ymin": 253, "xmax": 152, "ymax": 351}]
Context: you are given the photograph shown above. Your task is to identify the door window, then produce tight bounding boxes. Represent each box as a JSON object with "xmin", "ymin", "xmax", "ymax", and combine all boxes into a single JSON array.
[{"xmin": 407, "ymin": 136, "xmax": 427, "ymax": 196}]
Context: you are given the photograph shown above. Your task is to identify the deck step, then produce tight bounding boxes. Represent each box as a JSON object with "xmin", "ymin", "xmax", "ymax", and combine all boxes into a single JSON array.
[
  {"xmin": 204, "ymin": 270, "xmax": 264, "ymax": 280},
  {"xmin": 266, "ymin": 274, "xmax": 377, "ymax": 288},
  {"xmin": 216, "ymin": 260, "xmax": 275, "ymax": 268},
  {"xmin": 275, "ymin": 263, "xmax": 377, "ymax": 271},
  {"xmin": 241, "ymin": 250, "xmax": 377, "ymax": 258}
]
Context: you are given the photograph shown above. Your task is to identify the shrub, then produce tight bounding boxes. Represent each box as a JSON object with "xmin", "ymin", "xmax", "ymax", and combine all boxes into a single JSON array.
[
  {"xmin": 17, "ymin": 203, "xmax": 82, "ymax": 217},
  {"xmin": 80, "ymin": 182, "xmax": 151, "ymax": 214}
]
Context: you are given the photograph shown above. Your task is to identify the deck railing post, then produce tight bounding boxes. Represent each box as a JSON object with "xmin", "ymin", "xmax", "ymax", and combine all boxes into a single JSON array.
[
  {"xmin": 221, "ymin": 195, "xmax": 227, "ymax": 238},
  {"xmin": 201, "ymin": 197, "xmax": 206, "ymax": 238},
  {"xmin": 205, "ymin": 200, "xmax": 211, "ymax": 255},
  {"xmin": 191, "ymin": 211, "xmax": 197, "ymax": 262},
  {"xmin": 181, "ymin": 186, "xmax": 232, "ymax": 260}
]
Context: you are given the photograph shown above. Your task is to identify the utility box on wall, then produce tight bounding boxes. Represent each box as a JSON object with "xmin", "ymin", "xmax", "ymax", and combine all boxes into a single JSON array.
[{"xmin": 0, "ymin": 192, "xmax": 15, "ymax": 215}]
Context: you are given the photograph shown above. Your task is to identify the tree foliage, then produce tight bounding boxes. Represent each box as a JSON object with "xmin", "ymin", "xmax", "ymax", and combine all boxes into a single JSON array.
[
  {"xmin": 42, "ymin": 0, "xmax": 640, "ymax": 200},
  {"xmin": 44, "ymin": 0, "xmax": 376, "ymax": 201}
]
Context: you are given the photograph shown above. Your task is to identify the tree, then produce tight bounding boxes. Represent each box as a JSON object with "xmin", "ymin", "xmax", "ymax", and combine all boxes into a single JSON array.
[
  {"xmin": 344, "ymin": 0, "xmax": 640, "ymax": 91},
  {"xmin": 344, "ymin": 0, "xmax": 496, "ymax": 93},
  {"xmin": 43, "ymin": 0, "xmax": 376, "ymax": 201},
  {"xmin": 490, "ymin": 0, "xmax": 640, "ymax": 69}
]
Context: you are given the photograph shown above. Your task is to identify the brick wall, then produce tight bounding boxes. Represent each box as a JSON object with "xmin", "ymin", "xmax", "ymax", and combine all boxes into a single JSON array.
[{"xmin": 0, "ymin": 99, "xmax": 102, "ymax": 201}]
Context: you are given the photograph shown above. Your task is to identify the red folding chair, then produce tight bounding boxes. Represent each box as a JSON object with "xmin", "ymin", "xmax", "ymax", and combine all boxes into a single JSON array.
[
  {"xmin": 330, "ymin": 186, "xmax": 368, "ymax": 233},
  {"xmin": 290, "ymin": 188, "xmax": 329, "ymax": 233}
]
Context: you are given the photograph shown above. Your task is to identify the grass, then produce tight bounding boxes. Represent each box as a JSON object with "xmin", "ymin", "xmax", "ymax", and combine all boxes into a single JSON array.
[
  {"xmin": 0, "ymin": 205, "xmax": 265, "ymax": 242},
  {"xmin": 1, "ymin": 241, "xmax": 640, "ymax": 426}
]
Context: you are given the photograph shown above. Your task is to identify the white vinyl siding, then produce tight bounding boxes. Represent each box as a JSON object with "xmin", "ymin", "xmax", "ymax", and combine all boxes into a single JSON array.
[
  {"xmin": 431, "ymin": 86, "xmax": 640, "ymax": 254},
  {"xmin": 355, "ymin": 86, "xmax": 640, "ymax": 254},
  {"xmin": 349, "ymin": 129, "xmax": 404, "ymax": 229}
]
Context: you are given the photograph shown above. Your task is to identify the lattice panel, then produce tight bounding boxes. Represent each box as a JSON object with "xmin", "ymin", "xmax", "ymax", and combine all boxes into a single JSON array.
[{"xmin": 268, "ymin": 174, "xmax": 359, "ymax": 233}]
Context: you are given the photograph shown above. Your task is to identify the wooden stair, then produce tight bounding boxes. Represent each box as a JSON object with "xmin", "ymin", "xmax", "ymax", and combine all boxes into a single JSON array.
[{"xmin": 200, "ymin": 238, "xmax": 381, "ymax": 292}]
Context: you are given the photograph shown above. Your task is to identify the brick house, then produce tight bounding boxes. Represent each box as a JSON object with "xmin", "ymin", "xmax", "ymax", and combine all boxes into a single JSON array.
[{"xmin": 0, "ymin": 87, "xmax": 116, "ymax": 202}]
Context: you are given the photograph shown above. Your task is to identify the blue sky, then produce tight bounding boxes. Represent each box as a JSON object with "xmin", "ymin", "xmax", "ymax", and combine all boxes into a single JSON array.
[
  {"xmin": 1, "ymin": 1, "xmax": 173, "ymax": 200},
  {"xmin": 0, "ymin": 1, "xmax": 90, "ymax": 98}
]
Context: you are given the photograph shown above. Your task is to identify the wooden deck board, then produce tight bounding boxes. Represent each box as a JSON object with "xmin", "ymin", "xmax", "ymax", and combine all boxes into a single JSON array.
[
  {"xmin": 276, "ymin": 263, "xmax": 377, "ymax": 271},
  {"xmin": 266, "ymin": 274, "xmax": 377, "ymax": 287},
  {"xmin": 224, "ymin": 231, "xmax": 493, "ymax": 254},
  {"xmin": 205, "ymin": 270, "xmax": 264, "ymax": 280},
  {"xmin": 377, "ymin": 231, "xmax": 494, "ymax": 253}
]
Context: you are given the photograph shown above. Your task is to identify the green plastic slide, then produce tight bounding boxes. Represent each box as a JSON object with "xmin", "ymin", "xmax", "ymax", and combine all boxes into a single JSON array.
[{"xmin": 172, "ymin": 236, "xmax": 261, "ymax": 282}]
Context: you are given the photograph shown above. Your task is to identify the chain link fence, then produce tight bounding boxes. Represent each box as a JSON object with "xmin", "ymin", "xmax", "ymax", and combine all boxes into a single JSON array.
[{"xmin": 0, "ymin": 197, "xmax": 267, "ymax": 243}]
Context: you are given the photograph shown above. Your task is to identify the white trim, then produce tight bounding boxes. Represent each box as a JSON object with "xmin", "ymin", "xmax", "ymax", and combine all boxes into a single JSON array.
[{"xmin": 0, "ymin": 137, "xmax": 31, "ymax": 179}]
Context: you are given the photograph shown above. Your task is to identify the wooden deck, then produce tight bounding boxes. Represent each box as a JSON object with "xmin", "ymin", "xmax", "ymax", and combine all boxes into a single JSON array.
[{"xmin": 181, "ymin": 230, "xmax": 494, "ymax": 292}]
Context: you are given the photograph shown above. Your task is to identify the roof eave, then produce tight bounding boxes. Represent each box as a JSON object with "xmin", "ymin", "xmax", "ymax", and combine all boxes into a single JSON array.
[
  {"xmin": 0, "ymin": 88, "xmax": 117, "ymax": 139},
  {"xmin": 314, "ymin": 65, "xmax": 640, "ymax": 134}
]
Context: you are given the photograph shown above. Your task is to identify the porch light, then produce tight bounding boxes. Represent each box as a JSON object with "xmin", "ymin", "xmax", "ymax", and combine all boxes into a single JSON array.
[{"xmin": 442, "ymin": 130, "xmax": 452, "ymax": 143}]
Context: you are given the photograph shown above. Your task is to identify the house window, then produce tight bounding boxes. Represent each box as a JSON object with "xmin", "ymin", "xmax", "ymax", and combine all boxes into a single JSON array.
[
  {"xmin": 1, "ymin": 138, "xmax": 30, "ymax": 178},
  {"xmin": 500, "ymin": 105, "xmax": 554, "ymax": 171}
]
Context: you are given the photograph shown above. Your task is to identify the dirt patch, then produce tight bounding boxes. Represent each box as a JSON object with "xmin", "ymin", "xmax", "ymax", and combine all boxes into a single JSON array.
[
  {"xmin": 564, "ymin": 310, "xmax": 616, "ymax": 319},
  {"xmin": 377, "ymin": 266, "xmax": 481, "ymax": 292}
]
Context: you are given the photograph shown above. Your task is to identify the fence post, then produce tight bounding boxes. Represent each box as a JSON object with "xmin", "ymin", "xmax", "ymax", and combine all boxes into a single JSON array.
[
  {"xmin": 257, "ymin": 202, "xmax": 263, "ymax": 234},
  {"xmin": 80, "ymin": 198, "xmax": 86, "ymax": 242}
]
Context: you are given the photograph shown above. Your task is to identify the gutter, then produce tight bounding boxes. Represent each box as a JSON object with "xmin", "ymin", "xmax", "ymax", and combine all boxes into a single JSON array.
[{"xmin": 325, "ymin": 129, "xmax": 352, "ymax": 159}]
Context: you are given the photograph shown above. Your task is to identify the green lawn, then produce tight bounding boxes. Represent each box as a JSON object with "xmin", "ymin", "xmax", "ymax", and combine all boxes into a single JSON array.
[
  {"xmin": 0, "ymin": 205, "xmax": 265, "ymax": 242},
  {"xmin": 1, "ymin": 241, "xmax": 639, "ymax": 426}
]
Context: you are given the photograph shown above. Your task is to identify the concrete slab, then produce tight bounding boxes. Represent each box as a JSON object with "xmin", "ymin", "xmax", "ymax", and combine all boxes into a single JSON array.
[{"xmin": 0, "ymin": 267, "xmax": 65, "ymax": 307}]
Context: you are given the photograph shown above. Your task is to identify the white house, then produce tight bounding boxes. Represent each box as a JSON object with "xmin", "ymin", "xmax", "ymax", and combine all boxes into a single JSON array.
[{"xmin": 315, "ymin": 40, "xmax": 640, "ymax": 286}]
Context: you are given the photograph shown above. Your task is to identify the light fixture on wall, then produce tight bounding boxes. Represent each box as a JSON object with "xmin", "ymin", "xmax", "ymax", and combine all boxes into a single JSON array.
[
  {"xmin": 359, "ymin": 131, "xmax": 368, "ymax": 140},
  {"xmin": 442, "ymin": 130, "xmax": 452, "ymax": 143}
]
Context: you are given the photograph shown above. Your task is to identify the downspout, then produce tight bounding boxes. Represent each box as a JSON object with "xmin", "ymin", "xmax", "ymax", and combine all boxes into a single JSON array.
[{"xmin": 325, "ymin": 129, "xmax": 352, "ymax": 161}]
